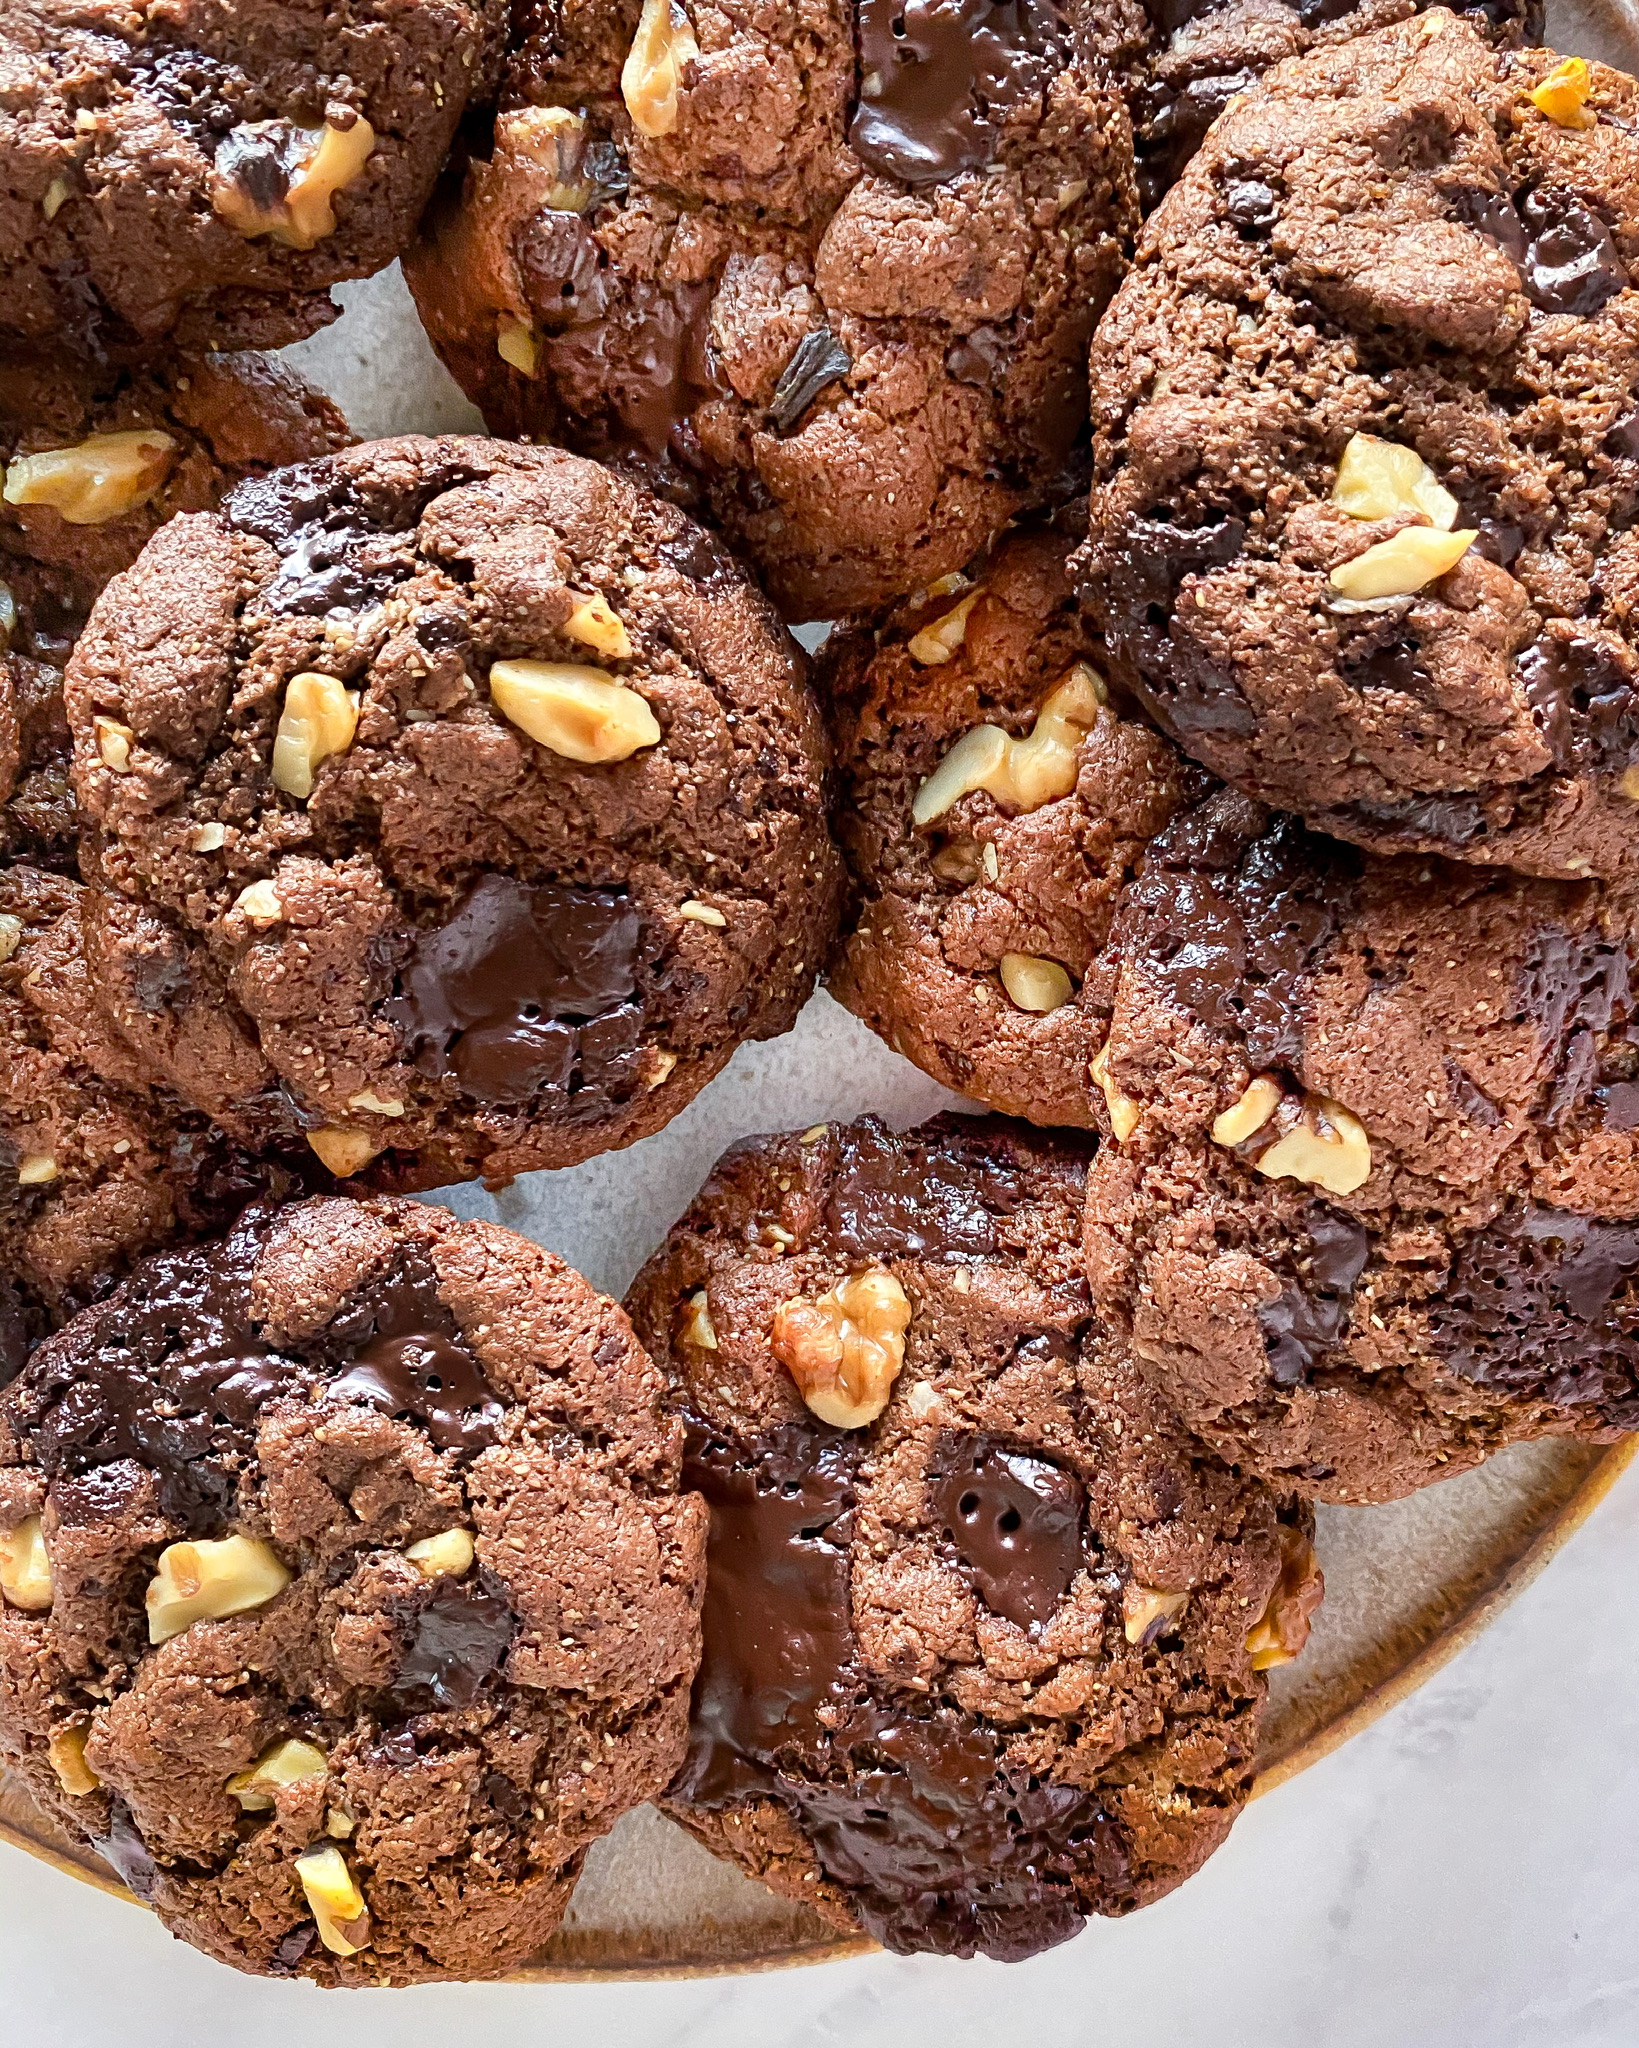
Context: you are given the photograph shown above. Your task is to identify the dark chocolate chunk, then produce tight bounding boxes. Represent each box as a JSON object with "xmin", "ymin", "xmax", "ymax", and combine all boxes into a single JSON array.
[
  {"xmin": 1341, "ymin": 637, "xmax": 1433, "ymax": 698},
  {"xmin": 516, "ymin": 210, "xmax": 611, "ymax": 328},
  {"xmin": 1333, "ymin": 792, "xmax": 1489, "ymax": 846},
  {"xmin": 212, "ymin": 122, "xmax": 302, "ymax": 216},
  {"xmin": 393, "ymin": 873, "xmax": 644, "ymax": 1110},
  {"xmin": 544, "ymin": 280, "xmax": 721, "ymax": 463},
  {"xmin": 768, "ymin": 328, "xmax": 851, "ymax": 435},
  {"xmin": 327, "ymin": 1245, "xmax": 503, "ymax": 1453},
  {"xmin": 1224, "ymin": 179, "xmax": 1278, "ymax": 233},
  {"xmin": 823, "ymin": 1118, "xmax": 1011, "ymax": 1263},
  {"xmin": 945, "ymin": 324, "xmax": 1010, "ymax": 386},
  {"xmin": 928, "ymin": 1434, "xmax": 1084, "ymax": 1628},
  {"xmin": 392, "ymin": 1578, "xmax": 515, "ymax": 1708},
  {"xmin": 1606, "ymin": 412, "xmax": 1639, "ymax": 461},
  {"xmin": 1518, "ymin": 188, "xmax": 1629, "ymax": 317},
  {"xmin": 849, "ymin": 0, "xmax": 1071, "ymax": 185},
  {"xmin": 1517, "ymin": 633, "xmax": 1639, "ymax": 773},
  {"xmin": 1257, "ymin": 1205, "xmax": 1370, "ymax": 1384},
  {"xmin": 93, "ymin": 1798, "xmax": 160, "ymax": 1901},
  {"xmin": 1102, "ymin": 512, "xmax": 1252, "ymax": 738},
  {"xmin": 1452, "ymin": 183, "xmax": 1529, "ymax": 264}
]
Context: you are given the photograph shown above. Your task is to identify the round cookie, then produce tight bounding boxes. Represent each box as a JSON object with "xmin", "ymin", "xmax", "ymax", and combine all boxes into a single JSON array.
[
  {"xmin": 1080, "ymin": 13, "xmax": 1639, "ymax": 880},
  {"xmin": 824, "ymin": 519, "xmax": 1206, "ymax": 1125},
  {"xmin": 63, "ymin": 434, "xmax": 844, "ymax": 1190},
  {"xmin": 626, "ymin": 1113, "xmax": 1321, "ymax": 1961},
  {"xmin": 1, "ymin": 0, "xmax": 504, "ymax": 359},
  {"xmin": 402, "ymin": 0, "xmax": 1141, "ymax": 618},
  {"xmin": 0, "ymin": 1194, "xmax": 706, "ymax": 1985},
  {"xmin": 2, "ymin": 348, "xmax": 352, "ymax": 868}
]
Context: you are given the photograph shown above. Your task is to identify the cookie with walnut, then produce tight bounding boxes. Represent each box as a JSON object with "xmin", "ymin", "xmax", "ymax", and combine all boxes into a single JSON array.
[
  {"xmin": 1081, "ymin": 13, "xmax": 1639, "ymax": 880},
  {"xmin": 402, "ymin": 0, "xmax": 1141, "ymax": 618},
  {"xmin": 0, "ymin": 0, "xmax": 504, "ymax": 359},
  {"xmin": 626, "ymin": 1113, "xmax": 1320, "ymax": 1962},
  {"xmin": 0, "ymin": 1195, "xmax": 706, "ymax": 1985},
  {"xmin": 2, "ymin": 348, "xmax": 351, "ymax": 868},
  {"xmin": 63, "ymin": 434, "xmax": 843, "ymax": 1191}
]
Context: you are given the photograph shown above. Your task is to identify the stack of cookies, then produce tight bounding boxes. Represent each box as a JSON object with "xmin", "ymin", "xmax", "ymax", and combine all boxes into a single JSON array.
[{"xmin": 0, "ymin": 0, "xmax": 1632, "ymax": 1986}]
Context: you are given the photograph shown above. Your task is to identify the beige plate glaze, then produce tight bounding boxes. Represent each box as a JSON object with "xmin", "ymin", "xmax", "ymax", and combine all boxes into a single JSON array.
[{"xmin": 4, "ymin": 0, "xmax": 1639, "ymax": 1976}]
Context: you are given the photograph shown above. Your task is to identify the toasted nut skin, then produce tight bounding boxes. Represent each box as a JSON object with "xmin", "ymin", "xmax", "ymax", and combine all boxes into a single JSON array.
[
  {"xmin": 306, "ymin": 1126, "xmax": 383, "ymax": 1177},
  {"xmin": 497, "ymin": 320, "xmax": 538, "ymax": 374},
  {"xmin": 622, "ymin": 0, "xmax": 700, "ymax": 138},
  {"xmin": 1246, "ymin": 1526, "xmax": 1324, "ymax": 1669},
  {"xmin": 272, "ymin": 672, "xmax": 361, "ymax": 801},
  {"xmin": 1331, "ymin": 434, "xmax": 1458, "ymax": 530},
  {"xmin": 913, "ymin": 664, "xmax": 1105, "ymax": 825},
  {"xmin": 489, "ymin": 659, "xmax": 661, "ymax": 762},
  {"xmin": 1329, "ymin": 525, "xmax": 1476, "ymax": 600},
  {"xmin": 3, "ymin": 430, "xmax": 177, "ymax": 524},
  {"xmin": 1091, "ymin": 1041, "xmax": 1141, "ymax": 1143},
  {"xmin": 17, "ymin": 1153, "xmax": 58, "ymax": 1185},
  {"xmin": 404, "ymin": 1528, "xmax": 476, "ymax": 1579},
  {"xmin": 1531, "ymin": 54, "xmax": 1597, "ymax": 127},
  {"xmin": 294, "ymin": 1844, "xmax": 372, "ymax": 1956},
  {"xmin": 226, "ymin": 1737, "xmax": 329, "ymax": 1811},
  {"xmin": 999, "ymin": 952, "xmax": 1074, "ymax": 1013},
  {"xmin": 234, "ymin": 879, "xmax": 284, "ymax": 926},
  {"xmin": 1256, "ymin": 1095, "xmax": 1371, "ymax": 1196},
  {"xmin": 0, "ymin": 1516, "xmax": 53, "ymax": 1611},
  {"xmin": 213, "ymin": 118, "xmax": 377, "ymax": 249},
  {"xmin": 48, "ymin": 1725, "xmax": 100, "ymax": 1796},
  {"xmin": 907, "ymin": 588, "xmax": 981, "ymax": 665},
  {"xmin": 564, "ymin": 593, "xmax": 634, "ymax": 660},
  {"xmin": 1211, "ymin": 1074, "xmax": 1284, "ymax": 1148},
  {"xmin": 772, "ymin": 1267, "xmax": 912, "ymax": 1429},
  {"xmin": 1123, "ymin": 1583, "xmax": 1189, "ymax": 1646},
  {"xmin": 94, "ymin": 714, "xmax": 135, "ymax": 771},
  {"xmin": 146, "ymin": 1535, "xmax": 291, "ymax": 1643}
]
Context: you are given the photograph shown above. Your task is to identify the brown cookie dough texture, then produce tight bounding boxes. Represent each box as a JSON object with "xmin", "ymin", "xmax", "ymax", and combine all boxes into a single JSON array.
[
  {"xmin": 1, "ymin": 349, "xmax": 351, "ymax": 868},
  {"xmin": 64, "ymin": 434, "xmax": 844, "ymax": 1190},
  {"xmin": 825, "ymin": 519, "xmax": 1208, "ymax": 1125},
  {"xmin": 0, "ymin": 0, "xmax": 505, "ymax": 358},
  {"xmin": 1080, "ymin": 12, "xmax": 1639, "ymax": 880},
  {"xmin": 402, "ymin": 0, "xmax": 1141, "ymax": 618},
  {"xmin": 0, "ymin": 1195, "xmax": 706, "ymax": 1984},
  {"xmin": 1083, "ymin": 785, "xmax": 1639, "ymax": 1500},
  {"xmin": 626, "ymin": 1113, "xmax": 1320, "ymax": 1961},
  {"xmin": 0, "ymin": 863, "xmax": 319, "ymax": 1356}
]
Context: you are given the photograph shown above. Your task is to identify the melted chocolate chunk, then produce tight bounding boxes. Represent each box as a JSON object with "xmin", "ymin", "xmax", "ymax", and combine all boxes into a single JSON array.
[
  {"xmin": 1224, "ymin": 179, "xmax": 1278, "ymax": 234},
  {"xmin": 0, "ymin": 1277, "xmax": 27, "ymax": 1390},
  {"xmin": 1517, "ymin": 633, "xmax": 1639, "ymax": 773},
  {"xmin": 1341, "ymin": 636, "xmax": 1433, "ymax": 699},
  {"xmin": 516, "ymin": 211, "xmax": 612, "ymax": 329},
  {"xmin": 327, "ymin": 1245, "xmax": 503, "ymax": 1452},
  {"xmin": 1333, "ymin": 792, "xmax": 1488, "ymax": 846},
  {"xmin": 393, "ymin": 874, "xmax": 644, "ymax": 1111},
  {"xmin": 1517, "ymin": 189, "xmax": 1628, "ymax": 317},
  {"xmin": 93, "ymin": 1798, "xmax": 160, "ymax": 1901},
  {"xmin": 1120, "ymin": 795, "xmax": 1357, "ymax": 1069},
  {"xmin": 1471, "ymin": 517, "xmax": 1526, "ymax": 568},
  {"xmin": 1102, "ymin": 513, "xmax": 1251, "ymax": 738},
  {"xmin": 213, "ymin": 123, "xmax": 304, "ymax": 215},
  {"xmin": 945, "ymin": 324, "xmax": 1010, "ymax": 386},
  {"xmin": 545, "ymin": 280, "xmax": 721, "ymax": 464},
  {"xmin": 1516, "ymin": 921, "xmax": 1630, "ymax": 1128},
  {"xmin": 929, "ymin": 1435, "xmax": 1084, "ymax": 1628},
  {"xmin": 1135, "ymin": 71, "xmax": 1258, "ymax": 212},
  {"xmin": 392, "ymin": 1577, "xmax": 515, "ymax": 1707},
  {"xmin": 1431, "ymin": 1205, "xmax": 1639, "ymax": 1414},
  {"xmin": 1257, "ymin": 1205, "xmax": 1370, "ymax": 1384},
  {"xmin": 824, "ymin": 1118, "xmax": 1015, "ymax": 1262},
  {"xmin": 274, "ymin": 1924, "xmax": 318, "ymax": 1970},
  {"xmin": 1445, "ymin": 1057, "xmax": 1504, "ymax": 1129},
  {"xmin": 850, "ymin": 0, "xmax": 1071, "ymax": 185},
  {"xmin": 768, "ymin": 328, "xmax": 851, "ymax": 435},
  {"xmin": 1452, "ymin": 183, "xmax": 1529, "ymax": 264},
  {"xmin": 1606, "ymin": 412, "xmax": 1639, "ymax": 461}
]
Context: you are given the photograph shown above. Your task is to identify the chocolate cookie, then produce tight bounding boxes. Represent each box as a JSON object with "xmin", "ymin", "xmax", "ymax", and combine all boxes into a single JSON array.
[
  {"xmin": 1, "ymin": 0, "xmax": 504, "ymax": 359},
  {"xmin": 0, "ymin": 1195, "xmax": 706, "ymax": 1984},
  {"xmin": 63, "ymin": 434, "xmax": 843, "ymax": 1190},
  {"xmin": 401, "ymin": 0, "xmax": 1141, "ymax": 618},
  {"xmin": 825, "ymin": 519, "xmax": 1207, "ymax": 1126},
  {"xmin": 1080, "ymin": 14, "xmax": 1639, "ymax": 880},
  {"xmin": 2, "ymin": 348, "xmax": 351, "ymax": 868},
  {"xmin": 626, "ymin": 1113, "xmax": 1321, "ymax": 1961}
]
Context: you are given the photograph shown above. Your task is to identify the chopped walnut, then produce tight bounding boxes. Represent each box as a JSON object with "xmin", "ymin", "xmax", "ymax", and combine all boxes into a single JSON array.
[{"xmin": 772, "ymin": 1267, "xmax": 911, "ymax": 1429}]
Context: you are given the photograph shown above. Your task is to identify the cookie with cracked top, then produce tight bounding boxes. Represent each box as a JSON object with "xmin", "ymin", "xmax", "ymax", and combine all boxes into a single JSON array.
[
  {"xmin": 626, "ymin": 1112, "xmax": 1320, "ymax": 1962},
  {"xmin": 402, "ymin": 0, "xmax": 1141, "ymax": 619},
  {"xmin": 2, "ymin": 349, "xmax": 351, "ymax": 870},
  {"xmin": 0, "ymin": 0, "xmax": 505, "ymax": 359},
  {"xmin": 0, "ymin": 1194, "xmax": 706, "ymax": 1985},
  {"xmin": 1080, "ymin": 12, "xmax": 1639, "ymax": 880},
  {"xmin": 62, "ymin": 433, "xmax": 843, "ymax": 1190}
]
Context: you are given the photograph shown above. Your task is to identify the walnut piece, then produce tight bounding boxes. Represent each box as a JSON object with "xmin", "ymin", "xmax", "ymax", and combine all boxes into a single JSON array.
[
  {"xmin": 497, "ymin": 321, "xmax": 539, "ymax": 375},
  {"xmin": 271, "ymin": 672, "xmax": 361, "ymax": 801},
  {"xmin": 488, "ymin": 659, "xmax": 661, "ymax": 763},
  {"xmin": 17, "ymin": 1153, "xmax": 58, "ymax": 1185},
  {"xmin": 0, "ymin": 914, "xmax": 22, "ymax": 964},
  {"xmin": 999, "ymin": 951, "xmax": 1074, "ymax": 1014},
  {"xmin": 1245, "ymin": 1525, "xmax": 1324, "ymax": 1669},
  {"xmin": 907, "ymin": 588, "xmax": 981, "ymax": 666},
  {"xmin": 1123, "ymin": 1583, "xmax": 1189, "ymax": 1646},
  {"xmin": 94, "ymin": 714, "xmax": 135, "ymax": 772},
  {"xmin": 1091, "ymin": 1041, "xmax": 1140, "ymax": 1143},
  {"xmin": 306, "ymin": 1126, "xmax": 384, "ymax": 1178},
  {"xmin": 913, "ymin": 663, "xmax": 1105, "ymax": 825},
  {"xmin": 294, "ymin": 1844, "xmax": 372, "ymax": 1956},
  {"xmin": 404, "ymin": 1528, "xmax": 475, "ymax": 1580},
  {"xmin": 772, "ymin": 1267, "xmax": 912, "ymax": 1429},
  {"xmin": 1254, "ymin": 1094, "xmax": 1372, "ymax": 1197},
  {"xmin": 3, "ymin": 430, "xmax": 177, "ymax": 524},
  {"xmin": 1329, "ymin": 525, "xmax": 1476, "ymax": 601},
  {"xmin": 622, "ymin": 0, "xmax": 700, "ymax": 139},
  {"xmin": 0, "ymin": 1516, "xmax": 53, "ymax": 1611},
  {"xmin": 226, "ymin": 1737, "xmax": 329, "ymax": 1811},
  {"xmin": 146, "ymin": 1535, "xmax": 292, "ymax": 1643},
  {"xmin": 234, "ymin": 879, "xmax": 284, "ymax": 926},
  {"xmin": 1211, "ymin": 1074, "xmax": 1284, "ymax": 1148},
  {"xmin": 47, "ymin": 1726, "xmax": 99, "ymax": 1796},
  {"xmin": 564, "ymin": 593, "xmax": 634, "ymax": 661},
  {"xmin": 1331, "ymin": 434, "xmax": 1458, "ymax": 530},
  {"xmin": 680, "ymin": 1289, "xmax": 719, "ymax": 1350},
  {"xmin": 212, "ymin": 117, "xmax": 378, "ymax": 251},
  {"xmin": 1530, "ymin": 55, "xmax": 1597, "ymax": 128}
]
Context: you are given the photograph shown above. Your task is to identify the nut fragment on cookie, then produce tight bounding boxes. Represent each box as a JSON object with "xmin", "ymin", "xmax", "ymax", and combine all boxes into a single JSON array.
[
  {"xmin": 226, "ymin": 1738, "xmax": 329, "ymax": 1811},
  {"xmin": 771, "ymin": 1267, "xmax": 912, "ymax": 1429},
  {"xmin": 908, "ymin": 589, "xmax": 982, "ymax": 666},
  {"xmin": 47, "ymin": 1725, "xmax": 99, "ymax": 1796},
  {"xmin": 1328, "ymin": 525, "xmax": 1476, "ymax": 601},
  {"xmin": 2, "ymin": 430, "xmax": 177, "ymax": 523},
  {"xmin": 621, "ymin": 0, "xmax": 700, "ymax": 139},
  {"xmin": 146, "ymin": 1535, "xmax": 292, "ymax": 1643},
  {"xmin": 294, "ymin": 1845, "xmax": 373, "ymax": 1956},
  {"xmin": 404, "ymin": 1528, "xmax": 476, "ymax": 1579},
  {"xmin": 1123, "ymin": 1583, "xmax": 1189, "ymax": 1646},
  {"xmin": 1255, "ymin": 1096, "xmax": 1371, "ymax": 1196},
  {"xmin": 913, "ymin": 663, "xmax": 1105, "ymax": 825},
  {"xmin": 999, "ymin": 952, "xmax": 1074, "ymax": 1013},
  {"xmin": 1331, "ymin": 435, "xmax": 1458, "ymax": 530},
  {"xmin": 234, "ymin": 879, "xmax": 284, "ymax": 926},
  {"xmin": 564, "ymin": 594, "xmax": 634, "ymax": 661},
  {"xmin": 93, "ymin": 714, "xmax": 135, "ymax": 772},
  {"xmin": 17, "ymin": 1153, "xmax": 58, "ymax": 1185},
  {"xmin": 0, "ymin": 1516, "xmax": 52, "ymax": 1611},
  {"xmin": 488, "ymin": 659, "xmax": 661, "ymax": 762},
  {"xmin": 1211, "ymin": 1075, "xmax": 1284, "ymax": 1148},
  {"xmin": 1530, "ymin": 56, "xmax": 1597, "ymax": 128},
  {"xmin": 0, "ymin": 914, "xmax": 23, "ymax": 964},
  {"xmin": 306, "ymin": 1126, "xmax": 383, "ymax": 1177},
  {"xmin": 272, "ymin": 672, "xmax": 361, "ymax": 801},
  {"xmin": 212, "ymin": 117, "xmax": 378, "ymax": 250},
  {"xmin": 1245, "ymin": 1527, "xmax": 1324, "ymax": 1669},
  {"xmin": 680, "ymin": 1290, "xmax": 718, "ymax": 1350},
  {"xmin": 497, "ymin": 321, "xmax": 538, "ymax": 375},
  {"xmin": 1091, "ymin": 1042, "xmax": 1140, "ymax": 1143}
]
